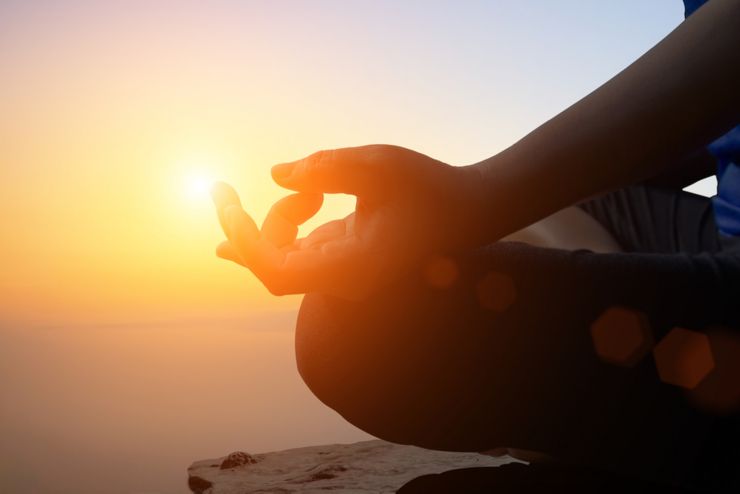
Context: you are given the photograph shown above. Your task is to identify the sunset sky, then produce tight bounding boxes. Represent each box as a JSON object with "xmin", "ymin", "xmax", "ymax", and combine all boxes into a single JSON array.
[
  {"xmin": 2, "ymin": 2, "xmax": 706, "ymax": 493},
  {"xmin": 0, "ymin": 0, "xmax": 687, "ymax": 327}
]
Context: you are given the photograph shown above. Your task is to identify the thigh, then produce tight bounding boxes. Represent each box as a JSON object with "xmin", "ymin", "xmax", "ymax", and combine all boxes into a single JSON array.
[{"xmin": 578, "ymin": 185, "xmax": 721, "ymax": 254}]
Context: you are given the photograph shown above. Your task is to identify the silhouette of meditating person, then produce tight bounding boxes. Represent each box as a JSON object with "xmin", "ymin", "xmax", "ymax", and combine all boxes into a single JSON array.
[{"xmin": 212, "ymin": 1, "xmax": 740, "ymax": 491}]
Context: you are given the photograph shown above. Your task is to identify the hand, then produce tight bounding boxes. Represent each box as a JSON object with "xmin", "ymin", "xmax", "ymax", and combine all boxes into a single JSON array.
[{"xmin": 211, "ymin": 145, "xmax": 481, "ymax": 299}]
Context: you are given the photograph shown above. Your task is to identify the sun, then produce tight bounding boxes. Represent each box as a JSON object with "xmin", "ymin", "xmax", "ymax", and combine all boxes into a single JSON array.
[{"xmin": 182, "ymin": 170, "xmax": 216, "ymax": 202}]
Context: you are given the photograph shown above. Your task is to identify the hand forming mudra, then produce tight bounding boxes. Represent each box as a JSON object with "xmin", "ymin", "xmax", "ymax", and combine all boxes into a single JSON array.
[{"xmin": 211, "ymin": 145, "xmax": 482, "ymax": 300}]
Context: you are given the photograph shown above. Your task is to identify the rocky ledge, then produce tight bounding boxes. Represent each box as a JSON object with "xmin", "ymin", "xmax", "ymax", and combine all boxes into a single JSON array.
[{"xmin": 187, "ymin": 439, "xmax": 513, "ymax": 493}]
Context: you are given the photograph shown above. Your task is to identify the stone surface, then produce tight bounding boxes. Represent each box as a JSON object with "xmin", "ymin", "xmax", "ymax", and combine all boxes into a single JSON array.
[
  {"xmin": 220, "ymin": 452, "xmax": 258, "ymax": 469},
  {"xmin": 187, "ymin": 439, "xmax": 514, "ymax": 493}
]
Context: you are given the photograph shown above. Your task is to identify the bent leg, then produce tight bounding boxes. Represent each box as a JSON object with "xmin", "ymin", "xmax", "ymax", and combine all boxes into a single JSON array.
[
  {"xmin": 295, "ymin": 242, "xmax": 740, "ymax": 490},
  {"xmin": 577, "ymin": 185, "xmax": 722, "ymax": 254}
]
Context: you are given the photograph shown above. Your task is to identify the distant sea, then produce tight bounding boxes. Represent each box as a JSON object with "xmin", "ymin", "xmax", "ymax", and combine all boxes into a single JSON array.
[{"xmin": 0, "ymin": 311, "xmax": 370, "ymax": 494}]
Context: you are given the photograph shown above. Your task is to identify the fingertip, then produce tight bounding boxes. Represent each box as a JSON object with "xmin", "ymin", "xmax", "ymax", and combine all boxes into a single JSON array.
[
  {"xmin": 210, "ymin": 180, "xmax": 227, "ymax": 194},
  {"xmin": 268, "ymin": 192, "xmax": 324, "ymax": 227},
  {"xmin": 211, "ymin": 181, "xmax": 241, "ymax": 209},
  {"xmin": 210, "ymin": 180, "xmax": 227, "ymax": 201},
  {"xmin": 215, "ymin": 240, "xmax": 232, "ymax": 259},
  {"xmin": 271, "ymin": 162, "xmax": 296, "ymax": 183},
  {"xmin": 216, "ymin": 240, "xmax": 246, "ymax": 267},
  {"xmin": 296, "ymin": 191, "xmax": 324, "ymax": 218}
]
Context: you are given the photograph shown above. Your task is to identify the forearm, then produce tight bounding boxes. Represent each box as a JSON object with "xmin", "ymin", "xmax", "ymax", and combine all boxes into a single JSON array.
[
  {"xmin": 469, "ymin": 0, "xmax": 740, "ymax": 242},
  {"xmin": 643, "ymin": 147, "xmax": 717, "ymax": 190}
]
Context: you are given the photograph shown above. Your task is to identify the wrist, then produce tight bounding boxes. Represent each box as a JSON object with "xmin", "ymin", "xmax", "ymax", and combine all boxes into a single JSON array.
[
  {"xmin": 457, "ymin": 147, "xmax": 555, "ymax": 246},
  {"xmin": 462, "ymin": 152, "xmax": 517, "ymax": 234},
  {"xmin": 451, "ymin": 159, "xmax": 508, "ymax": 247}
]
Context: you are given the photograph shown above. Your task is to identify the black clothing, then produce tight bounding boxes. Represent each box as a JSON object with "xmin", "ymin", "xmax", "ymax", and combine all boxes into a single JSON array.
[{"xmin": 296, "ymin": 186, "xmax": 740, "ymax": 493}]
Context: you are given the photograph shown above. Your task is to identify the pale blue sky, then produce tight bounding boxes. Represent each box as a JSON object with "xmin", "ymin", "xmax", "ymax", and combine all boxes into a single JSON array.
[{"xmin": 2, "ymin": 0, "xmax": 686, "ymax": 166}]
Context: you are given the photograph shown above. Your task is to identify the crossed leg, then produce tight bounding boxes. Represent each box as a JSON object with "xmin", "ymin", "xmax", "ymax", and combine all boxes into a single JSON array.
[{"xmin": 294, "ymin": 188, "xmax": 740, "ymax": 491}]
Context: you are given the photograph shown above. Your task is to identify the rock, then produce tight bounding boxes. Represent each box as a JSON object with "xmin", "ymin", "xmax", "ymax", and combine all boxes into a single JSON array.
[
  {"xmin": 186, "ymin": 439, "xmax": 515, "ymax": 493},
  {"xmin": 220, "ymin": 452, "xmax": 258, "ymax": 469},
  {"xmin": 188, "ymin": 474, "xmax": 213, "ymax": 494}
]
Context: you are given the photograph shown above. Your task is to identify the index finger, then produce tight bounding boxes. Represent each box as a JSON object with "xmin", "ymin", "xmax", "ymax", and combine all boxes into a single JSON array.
[{"xmin": 211, "ymin": 181, "xmax": 242, "ymax": 236}]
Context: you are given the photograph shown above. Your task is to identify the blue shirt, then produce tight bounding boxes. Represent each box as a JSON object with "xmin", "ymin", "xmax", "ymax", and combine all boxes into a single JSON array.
[{"xmin": 684, "ymin": 0, "xmax": 740, "ymax": 236}]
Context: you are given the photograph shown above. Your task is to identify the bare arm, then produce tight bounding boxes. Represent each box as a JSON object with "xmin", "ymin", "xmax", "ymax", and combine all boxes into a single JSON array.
[
  {"xmin": 469, "ymin": 0, "xmax": 740, "ymax": 243},
  {"xmin": 213, "ymin": 0, "xmax": 740, "ymax": 299},
  {"xmin": 643, "ymin": 148, "xmax": 717, "ymax": 190}
]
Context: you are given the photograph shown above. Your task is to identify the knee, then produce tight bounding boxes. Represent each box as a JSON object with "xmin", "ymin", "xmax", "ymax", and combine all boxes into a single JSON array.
[
  {"xmin": 294, "ymin": 292, "xmax": 355, "ymax": 414},
  {"xmin": 294, "ymin": 286, "xmax": 514, "ymax": 451},
  {"xmin": 295, "ymin": 292, "xmax": 413, "ymax": 443}
]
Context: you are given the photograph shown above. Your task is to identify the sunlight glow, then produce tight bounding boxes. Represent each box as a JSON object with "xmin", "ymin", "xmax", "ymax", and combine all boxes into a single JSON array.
[{"xmin": 182, "ymin": 169, "xmax": 216, "ymax": 202}]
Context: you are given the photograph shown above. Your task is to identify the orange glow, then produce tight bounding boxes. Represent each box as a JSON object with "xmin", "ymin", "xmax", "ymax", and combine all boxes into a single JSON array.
[
  {"xmin": 0, "ymin": 97, "xmax": 358, "ymax": 326},
  {"xmin": 653, "ymin": 328, "xmax": 715, "ymax": 390},
  {"xmin": 688, "ymin": 328, "xmax": 740, "ymax": 415},
  {"xmin": 423, "ymin": 256, "xmax": 459, "ymax": 289},
  {"xmin": 589, "ymin": 307, "xmax": 652, "ymax": 367}
]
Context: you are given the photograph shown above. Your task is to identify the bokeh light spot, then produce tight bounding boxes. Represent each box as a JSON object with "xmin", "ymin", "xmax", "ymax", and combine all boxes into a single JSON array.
[
  {"xmin": 688, "ymin": 328, "xmax": 740, "ymax": 415},
  {"xmin": 654, "ymin": 328, "xmax": 714, "ymax": 390},
  {"xmin": 590, "ymin": 307, "xmax": 652, "ymax": 367},
  {"xmin": 424, "ymin": 256, "xmax": 459, "ymax": 289},
  {"xmin": 476, "ymin": 271, "xmax": 516, "ymax": 312}
]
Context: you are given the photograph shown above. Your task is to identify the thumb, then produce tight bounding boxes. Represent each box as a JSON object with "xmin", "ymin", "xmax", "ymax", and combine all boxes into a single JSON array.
[{"xmin": 271, "ymin": 147, "xmax": 378, "ymax": 196}]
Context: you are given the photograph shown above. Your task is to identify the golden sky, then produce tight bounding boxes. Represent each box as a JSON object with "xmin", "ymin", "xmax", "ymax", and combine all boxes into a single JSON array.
[{"xmin": 0, "ymin": 0, "xmax": 682, "ymax": 326}]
